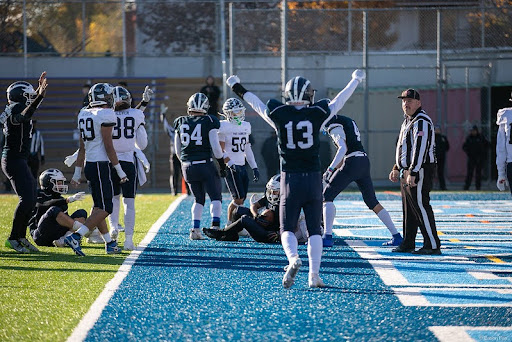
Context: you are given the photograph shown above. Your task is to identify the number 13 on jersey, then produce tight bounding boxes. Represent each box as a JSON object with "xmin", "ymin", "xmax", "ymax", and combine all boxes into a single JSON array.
[{"xmin": 285, "ymin": 120, "xmax": 314, "ymax": 149}]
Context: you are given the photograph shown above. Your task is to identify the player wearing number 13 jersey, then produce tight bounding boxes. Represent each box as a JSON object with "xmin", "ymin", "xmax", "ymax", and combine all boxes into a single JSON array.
[
  {"xmin": 227, "ymin": 70, "xmax": 365, "ymax": 288},
  {"xmin": 174, "ymin": 93, "xmax": 227, "ymax": 240}
]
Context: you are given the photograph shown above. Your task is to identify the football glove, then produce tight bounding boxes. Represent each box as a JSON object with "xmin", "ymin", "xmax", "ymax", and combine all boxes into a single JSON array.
[
  {"xmin": 352, "ymin": 69, "xmax": 366, "ymax": 82},
  {"xmin": 323, "ymin": 167, "xmax": 336, "ymax": 184},
  {"xmin": 68, "ymin": 191, "xmax": 86, "ymax": 203},
  {"xmin": 497, "ymin": 177, "xmax": 508, "ymax": 191},
  {"xmin": 142, "ymin": 86, "xmax": 153, "ymax": 102},
  {"xmin": 217, "ymin": 158, "xmax": 227, "ymax": 178},
  {"xmin": 252, "ymin": 168, "xmax": 260, "ymax": 182},
  {"xmin": 113, "ymin": 164, "xmax": 128, "ymax": 184},
  {"xmin": 226, "ymin": 75, "xmax": 241, "ymax": 88}
]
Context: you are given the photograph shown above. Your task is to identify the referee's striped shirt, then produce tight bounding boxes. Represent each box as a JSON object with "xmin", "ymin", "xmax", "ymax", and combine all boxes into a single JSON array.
[
  {"xmin": 395, "ymin": 108, "xmax": 435, "ymax": 175},
  {"xmin": 30, "ymin": 129, "xmax": 44, "ymax": 157}
]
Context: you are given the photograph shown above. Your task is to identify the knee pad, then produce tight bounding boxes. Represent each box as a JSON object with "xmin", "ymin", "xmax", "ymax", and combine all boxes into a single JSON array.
[{"xmin": 71, "ymin": 209, "xmax": 88, "ymax": 219}]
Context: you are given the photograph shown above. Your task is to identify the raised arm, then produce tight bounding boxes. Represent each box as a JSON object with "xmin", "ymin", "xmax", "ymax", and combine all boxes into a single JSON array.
[{"xmin": 226, "ymin": 75, "xmax": 276, "ymax": 130}]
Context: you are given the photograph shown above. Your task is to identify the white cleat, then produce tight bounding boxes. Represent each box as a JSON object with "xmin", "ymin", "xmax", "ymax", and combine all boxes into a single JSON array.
[
  {"xmin": 86, "ymin": 228, "xmax": 104, "ymax": 244},
  {"xmin": 282, "ymin": 257, "xmax": 302, "ymax": 289},
  {"xmin": 53, "ymin": 236, "xmax": 67, "ymax": 247},
  {"xmin": 238, "ymin": 228, "xmax": 250, "ymax": 237},
  {"xmin": 189, "ymin": 228, "xmax": 206, "ymax": 240},
  {"xmin": 110, "ymin": 228, "xmax": 119, "ymax": 241},
  {"xmin": 308, "ymin": 273, "xmax": 325, "ymax": 288}
]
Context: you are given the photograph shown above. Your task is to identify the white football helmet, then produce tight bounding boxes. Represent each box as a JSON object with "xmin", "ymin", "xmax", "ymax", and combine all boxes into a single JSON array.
[
  {"xmin": 265, "ymin": 174, "xmax": 281, "ymax": 205},
  {"xmin": 187, "ymin": 93, "xmax": 209, "ymax": 114},
  {"xmin": 39, "ymin": 168, "xmax": 68, "ymax": 194},
  {"xmin": 222, "ymin": 98, "xmax": 246, "ymax": 125}
]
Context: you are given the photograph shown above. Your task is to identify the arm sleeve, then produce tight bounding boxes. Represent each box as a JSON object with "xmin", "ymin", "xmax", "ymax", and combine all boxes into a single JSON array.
[
  {"xmin": 209, "ymin": 129, "xmax": 223, "ymax": 159},
  {"xmin": 163, "ymin": 117, "xmax": 173, "ymax": 137},
  {"xmin": 11, "ymin": 94, "xmax": 44, "ymax": 123},
  {"xmin": 135, "ymin": 125, "xmax": 148, "ymax": 150},
  {"xmin": 409, "ymin": 119, "xmax": 431, "ymax": 174},
  {"xmin": 245, "ymin": 142, "xmax": 258, "ymax": 169},
  {"xmin": 174, "ymin": 131, "xmax": 182, "ymax": 161},
  {"xmin": 243, "ymin": 92, "xmax": 277, "ymax": 130},
  {"xmin": 323, "ymin": 78, "xmax": 360, "ymax": 128},
  {"xmin": 496, "ymin": 124, "xmax": 507, "ymax": 178},
  {"xmin": 327, "ymin": 126, "xmax": 348, "ymax": 169}
]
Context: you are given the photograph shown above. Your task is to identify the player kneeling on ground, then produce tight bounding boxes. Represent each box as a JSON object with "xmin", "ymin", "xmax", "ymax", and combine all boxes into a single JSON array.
[
  {"xmin": 28, "ymin": 169, "xmax": 88, "ymax": 248},
  {"xmin": 203, "ymin": 174, "xmax": 309, "ymax": 244}
]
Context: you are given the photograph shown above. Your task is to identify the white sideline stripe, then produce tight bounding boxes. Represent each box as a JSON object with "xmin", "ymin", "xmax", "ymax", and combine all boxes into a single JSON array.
[
  {"xmin": 429, "ymin": 326, "xmax": 512, "ymax": 342},
  {"xmin": 395, "ymin": 287, "xmax": 512, "ymax": 307},
  {"xmin": 66, "ymin": 195, "xmax": 187, "ymax": 342},
  {"xmin": 333, "ymin": 228, "xmax": 354, "ymax": 237}
]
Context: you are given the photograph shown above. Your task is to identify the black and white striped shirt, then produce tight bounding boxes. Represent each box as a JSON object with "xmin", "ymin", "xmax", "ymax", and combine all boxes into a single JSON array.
[
  {"xmin": 29, "ymin": 129, "xmax": 44, "ymax": 157},
  {"xmin": 395, "ymin": 108, "xmax": 435, "ymax": 175}
]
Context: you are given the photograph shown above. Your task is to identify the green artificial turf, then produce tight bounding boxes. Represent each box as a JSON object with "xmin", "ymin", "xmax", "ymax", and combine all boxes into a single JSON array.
[{"xmin": 0, "ymin": 193, "xmax": 177, "ymax": 341}]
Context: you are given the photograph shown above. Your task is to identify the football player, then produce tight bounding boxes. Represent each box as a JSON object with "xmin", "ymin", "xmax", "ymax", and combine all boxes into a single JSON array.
[
  {"xmin": 227, "ymin": 70, "xmax": 365, "ymax": 288},
  {"xmin": 322, "ymin": 114, "xmax": 403, "ymax": 248},
  {"xmin": 107, "ymin": 86, "xmax": 148, "ymax": 251},
  {"xmin": 173, "ymin": 93, "xmax": 227, "ymax": 240},
  {"xmin": 2, "ymin": 72, "xmax": 48, "ymax": 253},
  {"xmin": 65, "ymin": 83, "xmax": 126, "ymax": 256},
  {"xmin": 203, "ymin": 174, "xmax": 309, "ymax": 244},
  {"xmin": 218, "ymin": 98, "xmax": 259, "ymax": 226},
  {"xmin": 496, "ymin": 93, "xmax": 512, "ymax": 193},
  {"xmin": 28, "ymin": 169, "xmax": 88, "ymax": 247}
]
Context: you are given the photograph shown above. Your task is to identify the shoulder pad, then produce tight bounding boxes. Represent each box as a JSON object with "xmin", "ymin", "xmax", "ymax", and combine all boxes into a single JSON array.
[
  {"xmin": 312, "ymin": 99, "xmax": 330, "ymax": 111},
  {"xmin": 267, "ymin": 99, "xmax": 284, "ymax": 112},
  {"xmin": 208, "ymin": 114, "xmax": 221, "ymax": 129}
]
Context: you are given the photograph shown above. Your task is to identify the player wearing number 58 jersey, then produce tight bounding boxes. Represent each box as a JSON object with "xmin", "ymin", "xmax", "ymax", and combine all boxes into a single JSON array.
[
  {"xmin": 322, "ymin": 114, "xmax": 402, "ymax": 248},
  {"xmin": 227, "ymin": 70, "xmax": 365, "ymax": 289},
  {"xmin": 496, "ymin": 96, "xmax": 512, "ymax": 193},
  {"xmin": 108, "ymin": 86, "xmax": 148, "ymax": 250},
  {"xmin": 174, "ymin": 93, "xmax": 227, "ymax": 240},
  {"xmin": 218, "ymin": 98, "xmax": 259, "ymax": 226}
]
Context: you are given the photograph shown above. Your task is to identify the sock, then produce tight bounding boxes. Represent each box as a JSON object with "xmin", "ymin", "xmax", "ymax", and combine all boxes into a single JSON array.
[
  {"xmin": 72, "ymin": 220, "xmax": 82, "ymax": 232},
  {"xmin": 102, "ymin": 233, "xmax": 112, "ymax": 243},
  {"xmin": 307, "ymin": 235, "xmax": 323, "ymax": 274},
  {"xmin": 123, "ymin": 197, "xmax": 135, "ymax": 237},
  {"xmin": 191, "ymin": 203, "xmax": 204, "ymax": 228},
  {"xmin": 212, "ymin": 217, "xmax": 220, "ymax": 227},
  {"xmin": 281, "ymin": 231, "xmax": 299, "ymax": 263},
  {"xmin": 76, "ymin": 225, "xmax": 89, "ymax": 237},
  {"xmin": 210, "ymin": 200, "xmax": 222, "ymax": 223},
  {"xmin": 108, "ymin": 195, "xmax": 121, "ymax": 230},
  {"xmin": 323, "ymin": 202, "xmax": 336, "ymax": 236},
  {"xmin": 125, "ymin": 234, "xmax": 133, "ymax": 244},
  {"xmin": 377, "ymin": 208, "xmax": 398, "ymax": 235}
]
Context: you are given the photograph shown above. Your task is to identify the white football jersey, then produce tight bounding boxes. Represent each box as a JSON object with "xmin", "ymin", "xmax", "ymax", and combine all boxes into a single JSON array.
[
  {"xmin": 218, "ymin": 120, "xmax": 251, "ymax": 166},
  {"xmin": 496, "ymin": 107, "xmax": 512, "ymax": 177},
  {"xmin": 77, "ymin": 107, "xmax": 117, "ymax": 162},
  {"xmin": 112, "ymin": 108, "xmax": 146, "ymax": 162}
]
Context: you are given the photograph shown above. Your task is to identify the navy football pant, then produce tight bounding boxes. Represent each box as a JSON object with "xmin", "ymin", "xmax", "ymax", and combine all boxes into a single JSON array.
[{"xmin": 182, "ymin": 161, "xmax": 222, "ymax": 205}]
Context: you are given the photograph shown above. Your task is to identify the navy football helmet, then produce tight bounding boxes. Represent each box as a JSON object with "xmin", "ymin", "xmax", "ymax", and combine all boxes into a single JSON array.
[
  {"xmin": 284, "ymin": 76, "xmax": 315, "ymax": 106},
  {"xmin": 222, "ymin": 98, "xmax": 245, "ymax": 125},
  {"xmin": 113, "ymin": 86, "xmax": 131, "ymax": 110},
  {"xmin": 88, "ymin": 83, "xmax": 114, "ymax": 108},
  {"xmin": 187, "ymin": 93, "xmax": 209, "ymax": 114},
  {"xmin": 39, "ymin": 168, "xmax": 68, "ymax": 194},
  {"xmin": 265, "ymin": 174, "xmax": 281, "ymax": 205},
  {"xmin": 7, "ymin": 81, "xmax": 37, "ymax": 106}
]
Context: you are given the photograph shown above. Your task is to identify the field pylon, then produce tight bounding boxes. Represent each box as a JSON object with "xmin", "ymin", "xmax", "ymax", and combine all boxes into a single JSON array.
[{"xmin": 181, "ymin": 177, "xmax": 187, "ymax": 194}]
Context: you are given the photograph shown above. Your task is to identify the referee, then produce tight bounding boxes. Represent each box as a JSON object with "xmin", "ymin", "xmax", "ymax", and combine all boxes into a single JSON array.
[{"xmin": 389, "ymin": 88, "xmax": 441, "ymax": 255}]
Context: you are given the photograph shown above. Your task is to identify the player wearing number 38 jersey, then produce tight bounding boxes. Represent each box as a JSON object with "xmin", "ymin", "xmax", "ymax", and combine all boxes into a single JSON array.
[
  {"xmin": 227, "ymin": 70, "xmax": 365, "ymax": 289},
  {"xmin": 174, "ymin": 93, "xmax": 227, "ymax": 240}
]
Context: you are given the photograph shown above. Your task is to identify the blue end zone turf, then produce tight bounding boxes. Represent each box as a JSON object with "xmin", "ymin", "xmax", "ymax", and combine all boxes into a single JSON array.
[{"xmin": 79, "ymin": 192, "xmax": 512, "ymax": 341}]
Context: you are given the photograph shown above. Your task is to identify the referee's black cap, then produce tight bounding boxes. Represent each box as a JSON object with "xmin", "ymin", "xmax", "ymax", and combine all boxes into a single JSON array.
[{"xmin": 398, "ymin": 88, "xmax": 420, "ymax": 100}]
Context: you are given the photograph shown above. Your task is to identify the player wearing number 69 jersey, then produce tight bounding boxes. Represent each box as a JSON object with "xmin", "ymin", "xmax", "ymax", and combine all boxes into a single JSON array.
[
  {"xmin": 226, "ymin": 70, "xmax": 365, "ymax": 289},
  {"xmin": 218, "ymin": 98, "xmax": 259, "ymax": 226},
  {"xmin": 174, "ymin": 93, "xmax": 227, "ymax": 240},
  {"xmin": 496, "ymin": 96, "xmax": 512, "ymax": 193},
  {"xmin": 322, "ymin": 114, "xmax": 402, "ymax": 248},
  {"xmin": 107, "ymin": 86, "xmax": 148, "ymax": 250}
]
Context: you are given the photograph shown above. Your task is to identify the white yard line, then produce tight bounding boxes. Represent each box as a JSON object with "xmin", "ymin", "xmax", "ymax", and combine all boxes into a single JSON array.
[{"xmin": 66, "ymin": 195, "xmax": 187, "ymax": 342}]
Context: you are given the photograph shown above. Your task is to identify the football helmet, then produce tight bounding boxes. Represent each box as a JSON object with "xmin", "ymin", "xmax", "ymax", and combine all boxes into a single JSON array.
[
  {"xmin": 113, "ymin": 86, "xmax": 131, "ymax": 110},
  {"xmin": 88, "ymin": 83, "xmax": 114, "ymax": 108},
  {"xmin": 187, "ymin": 93, "xmax": 209, "ymax": 114},
  {"xmin": 265, "ymin": 174, "xmax": 281, "ymax": 205},
  {"xmin": 39, "ymin": 169, "xmax": 68, "ymax": 194},
  {"xmin": 7, "ymin": 81, "xmax": 37, "ymax": 106},
  {"xmin": 222, "ymin": 98, "xmax": 246, "ymax": 125},
  {"xmin": 284, "ymin": 76, "xmax": 315, "ymax": 106}
]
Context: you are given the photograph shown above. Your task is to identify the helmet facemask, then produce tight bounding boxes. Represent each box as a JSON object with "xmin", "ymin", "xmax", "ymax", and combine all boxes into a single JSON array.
[
  {"xmin": 222, "ymin": 98, "xmax": 246, "ymax": 125},
  {"xmin": 39, "ymin": 169, "xmax": 68, "ymax": 195},
  {"xmin": 265, "ymin": 174, "xmax": 281, "ymax": 205}
]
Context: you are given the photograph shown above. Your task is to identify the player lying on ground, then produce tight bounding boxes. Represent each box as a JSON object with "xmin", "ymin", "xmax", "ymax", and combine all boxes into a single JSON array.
[
  {"xmin": 226, "ymin": 69, "xmax": 365, "ymax": 288},
  {"xmin": 322, "ymin": 113, "xmax": 402, "ymax": 247},
  {"xmin": 218, "ymin": 98, "xmax": 259, "ymax": 226},
  {"xmin": 28, "ymin": 169, "xmax": 88, "ymax": 247},
  {"xmin": 203, "ymin": 174, "xmax": 309, "ymax": 244}
]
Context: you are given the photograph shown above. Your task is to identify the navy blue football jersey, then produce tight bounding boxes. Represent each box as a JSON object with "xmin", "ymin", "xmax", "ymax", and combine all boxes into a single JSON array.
[
  {"xmin": 2, "ymin": 103, "xmax": 33, "ymax": 159},
  {"xmin": 267, "ymin": 99, "xmax": 330, "ymax": 172},
  {"xmin": 324, "ymin": 114, "xmax": 365, "ymax": 154},
  {"xmin": 173, "ymin": 114, "xmax": 221, "ymax": 162}
]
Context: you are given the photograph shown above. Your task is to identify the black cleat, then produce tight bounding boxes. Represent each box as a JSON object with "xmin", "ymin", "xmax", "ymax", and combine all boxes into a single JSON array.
[
  {"xmin": 412, "ymin": 247, "xmax": 442, "ymax": 255},
  {"xmin": 392, "ymin": 245, "xmax": 415, "ymax": 253},
  {"xmin": 202, "ymin": 228, "xmax": 223, "ymax": 239}
]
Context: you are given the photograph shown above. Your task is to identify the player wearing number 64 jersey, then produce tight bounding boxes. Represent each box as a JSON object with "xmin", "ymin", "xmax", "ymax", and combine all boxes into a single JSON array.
[
  {"xmin": 218, "ymin": 98, "xmax": 259, "ymax": 227},
  {"xmin": 227, "ymin": 70, "xmax": 365, "ymax": 289}
]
